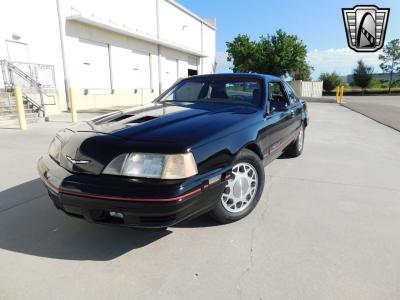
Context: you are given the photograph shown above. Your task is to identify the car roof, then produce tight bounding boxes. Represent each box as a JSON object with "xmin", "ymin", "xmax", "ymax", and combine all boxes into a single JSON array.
[{"xmin": 187, "ymin": 73, "xmax": 282, "ymax": 82}]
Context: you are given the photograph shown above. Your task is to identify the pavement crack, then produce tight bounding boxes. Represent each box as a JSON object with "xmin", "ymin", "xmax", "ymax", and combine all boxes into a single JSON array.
[
  {"xmin": 249, "ymin": 228, "xmax": 255, "ymax": 267},
  {"xmin": 236, "ymin": 174, "xmax": 275, "ymax": 299},
  {"xmin": 236, "ymin": 227, "xmax": 256, "ymax": 300}
]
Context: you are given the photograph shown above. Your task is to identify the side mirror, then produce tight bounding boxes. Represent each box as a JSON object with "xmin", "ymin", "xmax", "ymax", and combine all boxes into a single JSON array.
[{"xmin": 269, "ymin": 101, "xmax": 289, "ymax": 113}]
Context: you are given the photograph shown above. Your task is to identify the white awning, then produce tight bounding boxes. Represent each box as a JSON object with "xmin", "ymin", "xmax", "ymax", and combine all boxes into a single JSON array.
[{"xmin": 66, "ymin": 14, "xmax": 207, "ymax": 58}]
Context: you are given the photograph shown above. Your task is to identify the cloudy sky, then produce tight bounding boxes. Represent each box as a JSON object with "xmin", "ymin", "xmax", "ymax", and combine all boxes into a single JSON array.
[{"xmin": 178, "ymin": 0, "xmax": 399, "ymax": 79}]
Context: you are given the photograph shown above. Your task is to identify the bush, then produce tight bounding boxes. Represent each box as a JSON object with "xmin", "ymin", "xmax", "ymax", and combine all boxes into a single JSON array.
[
  {"xmin": 319, "ymin": 72, "xmax": 342, "ymax": 92},
  {"xmin": 392, "ymin": 79, "xmax": 400, "ymax": 88},
  {"xmin": 368, "ymin": 79, "xmax": 382, "ymax": 88}
]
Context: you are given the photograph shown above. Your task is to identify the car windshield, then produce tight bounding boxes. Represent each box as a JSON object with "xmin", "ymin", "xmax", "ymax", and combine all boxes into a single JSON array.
[{"xmin": 158, "ymin": 77, "xmax": 262, "ymax": 106}]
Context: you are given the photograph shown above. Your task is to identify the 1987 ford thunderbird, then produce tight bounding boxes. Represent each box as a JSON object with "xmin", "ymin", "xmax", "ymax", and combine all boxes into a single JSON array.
[{"xmin": 38, "ymin": 74, "xmax": 308, "ymax": 228}]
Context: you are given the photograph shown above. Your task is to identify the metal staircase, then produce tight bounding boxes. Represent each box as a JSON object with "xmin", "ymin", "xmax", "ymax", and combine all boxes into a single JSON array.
[
  {"xmin": 0, "ymin": 92, "xmax": 43, "ymax": 128},
  {"xmin": 0, "ymin": 60, "xmax": 56, "ymax": 128}
]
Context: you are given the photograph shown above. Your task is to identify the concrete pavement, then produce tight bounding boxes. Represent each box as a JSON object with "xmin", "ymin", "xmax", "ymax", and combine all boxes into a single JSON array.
[{"xmin": 1, "ymin": 103, "xmax": 400, "ymax": 299}]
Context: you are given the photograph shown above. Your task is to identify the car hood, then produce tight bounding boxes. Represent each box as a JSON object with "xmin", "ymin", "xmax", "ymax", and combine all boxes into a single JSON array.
[{"xmin": 68, "ymin": 102, "xmax": 260, "ymax": 147}]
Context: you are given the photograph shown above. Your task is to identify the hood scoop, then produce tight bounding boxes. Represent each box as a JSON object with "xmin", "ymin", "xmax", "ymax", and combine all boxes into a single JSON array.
[
  {"xmin": 110, "ymin": 114, "xmax": 135, "ymax": 122},
  {"xmin": 104, "ymin": 114, "xmax": 158, "ymax": 124},
  {"xmin": 127, "ymin": 116, "xmax": 158, "ymax": 124}
]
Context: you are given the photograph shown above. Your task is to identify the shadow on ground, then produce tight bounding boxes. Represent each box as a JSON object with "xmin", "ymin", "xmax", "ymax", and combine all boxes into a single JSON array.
[
  {"xmin": 0, "ymin": 179, "xmax": 219, "ymax": 261},
  {"xmin": 0, "ymin": 180, "xmax": 164, "ymax": 261}
]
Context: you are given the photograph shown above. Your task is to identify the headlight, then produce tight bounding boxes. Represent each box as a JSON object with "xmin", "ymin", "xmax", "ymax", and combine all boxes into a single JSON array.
[
  {"xmin": 103, "ymin": 152, "xmax": 198, "ymax": 179},
  {"xmin": 48, "ymin": 137, "xmax": 62, "ymax": 162}
]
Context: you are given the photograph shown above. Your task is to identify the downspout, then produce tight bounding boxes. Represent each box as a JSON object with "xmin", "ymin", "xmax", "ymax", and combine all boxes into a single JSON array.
[
  {"xmin": 156, "ymin": 0, "xmax": 162, "ymax": 94},
  {"xmin": 56, "ymin": 0, "xmax": 71, "ymax": 109}
]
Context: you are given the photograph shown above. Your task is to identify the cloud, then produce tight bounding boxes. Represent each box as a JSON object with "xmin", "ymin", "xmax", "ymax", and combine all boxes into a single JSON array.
[
  {"xmin": 215, "ymin": 48, "xmax": 383, "ymax": 79},
  {"xmin": 307, "ymin": 48, "xmax": 382, "ymax": 79}
]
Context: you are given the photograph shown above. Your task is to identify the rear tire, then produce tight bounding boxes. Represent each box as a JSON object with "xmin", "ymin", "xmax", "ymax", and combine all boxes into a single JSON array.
[
  {"xmin": 209, "ymin": 149, "xmax": 265, "ymax": 224},
  {"xmin": 285, "ymin": 124, "xmax": 305, "ymax": 157}
]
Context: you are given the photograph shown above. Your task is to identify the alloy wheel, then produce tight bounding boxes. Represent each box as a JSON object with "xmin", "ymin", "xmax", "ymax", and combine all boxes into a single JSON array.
[{"xmin": 221, "ymin": 162, "xmax": 258, "ymax": 213}]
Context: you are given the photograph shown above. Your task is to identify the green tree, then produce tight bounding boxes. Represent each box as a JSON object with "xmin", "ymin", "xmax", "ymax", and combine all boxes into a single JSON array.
[
  {"xmin": 352, "ymin": 60, "xmax": 373, "ymax": 95},
  {"xmin": 225, "ymin": 35, "xmax": 258, "ymax": 73},
  {"xmin": 379, "ymin": 39, "xmax": 400, "ymax": 94},
  {"xmin": 226, "ymin": 29, "xmax": 312, "ymax": 80},
  {"xmin": 319, "ymin": 72, "xmax": 342, "ymax": 92},
  {"xmin": 292, "ymin": 63, "xmax": 313, "ymax": 81}
]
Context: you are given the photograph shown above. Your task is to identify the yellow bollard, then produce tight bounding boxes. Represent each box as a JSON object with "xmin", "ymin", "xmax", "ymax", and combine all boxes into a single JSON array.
[
  {"xmin": 15, "ymin": 86, "xmax": 27, "ymax": 130},
  {"xmin": 340, "ymin": 86, "xmax": 344, "ymax": 104},
  {"xmin": 335, "ymin": 86, "xmax": 340, "ymax": 103},
  {"xmin": 69, "ymin": 88, "xmax": 78, "ymax": 123}
]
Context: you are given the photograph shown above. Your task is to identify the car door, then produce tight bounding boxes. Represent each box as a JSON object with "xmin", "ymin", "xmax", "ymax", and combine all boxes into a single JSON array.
[
  {"xmin": 283, "ymin": 81, "xmax": 303, "ymax": 136},
  {"xmin": 258, "ymin": 81, "xmax": 292, "ymax": 160}
]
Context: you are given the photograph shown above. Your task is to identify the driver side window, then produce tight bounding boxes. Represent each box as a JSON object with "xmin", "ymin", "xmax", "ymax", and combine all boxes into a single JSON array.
[
  {"xmin": 268, "ymin": 82, "xmax": 289, "ymax": 113},
  {"xmin": 269, "ymin": 82, "xmax": 289, "ymax": 103}
]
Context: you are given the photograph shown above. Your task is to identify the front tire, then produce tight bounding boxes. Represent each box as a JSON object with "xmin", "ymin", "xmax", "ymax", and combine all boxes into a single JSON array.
[{"xmin": 210, "ymin": 149, "xmax": 265, "ymax": 224}]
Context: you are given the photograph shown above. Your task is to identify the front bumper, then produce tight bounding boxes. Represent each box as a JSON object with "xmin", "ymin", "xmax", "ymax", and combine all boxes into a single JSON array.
[{"xmin": 38, "ymin": 155, "xmax": 229, "ymax": 228}]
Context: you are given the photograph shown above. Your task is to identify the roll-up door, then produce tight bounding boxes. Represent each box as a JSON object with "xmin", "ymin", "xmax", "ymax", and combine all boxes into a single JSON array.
[
  {"xmin": 112, "ymin": 47, "xmax": 151, "ymax": 90},
  {"xmin": 78, "ymin": 39, "xmax": 111, "ymax": 89},
  {"xmin": 163, "ymin": 58, "xmax": 178, "ymax": 90}
]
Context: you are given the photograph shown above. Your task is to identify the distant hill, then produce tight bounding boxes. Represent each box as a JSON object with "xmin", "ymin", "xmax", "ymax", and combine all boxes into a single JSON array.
[{"xmin": 341, "ymin": 73, "xmax": 400, "ymax": 84}]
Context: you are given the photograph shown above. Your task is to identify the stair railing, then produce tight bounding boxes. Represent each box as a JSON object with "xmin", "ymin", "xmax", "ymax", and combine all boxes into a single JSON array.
[
  {"xmin": 0, "ymin": 60, "xmax": 56, "ymax": 118},
  {"xmin": 22, "ymin": 93, "xmax": 45, "ymax": 115}
]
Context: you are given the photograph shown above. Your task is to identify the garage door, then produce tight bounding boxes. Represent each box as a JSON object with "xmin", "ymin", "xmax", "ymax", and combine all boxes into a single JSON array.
[
  {"xmin": 132, "ymin": 50, "xmax": 151, "ymax": 89},
  {"xmin": 163, "ymin": 58, "xmax": 178, "ymax": 91},
  {"xmin": 112, "ymin": 47, "xmax": 151, "ymax": 90},
  {"xmin": 78, "ymin": 39, "xmax": 111, "ymax": 89}
]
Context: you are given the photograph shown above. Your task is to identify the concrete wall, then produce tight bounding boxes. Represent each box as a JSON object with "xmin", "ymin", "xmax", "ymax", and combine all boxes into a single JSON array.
[
  {"xmin": 65, "ymin": 0, "xmax": 159, "ymax": 37},
  {"xmin": 202, "ymin": 24, "xmax": 216, "ymax": 74},
  {"xmin": 290, "ymin": 80, "xmax": 323, "ymax": 98},
  {"xmin": 60, "ymin": 0, "xmax": 216, "ymax": 110},
  {"xmin": 159, "ymin": 0, "xmax": 202, "ymax": 52},
  {"xmin": 0, "ymin": 0, "xmax": 216, "ymax": 113}
]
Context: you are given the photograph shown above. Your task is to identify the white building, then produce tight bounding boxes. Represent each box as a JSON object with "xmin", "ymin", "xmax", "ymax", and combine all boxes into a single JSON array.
[{"xmin": 0, "ymin": 0, "xmax": 216, "ymax": 113}]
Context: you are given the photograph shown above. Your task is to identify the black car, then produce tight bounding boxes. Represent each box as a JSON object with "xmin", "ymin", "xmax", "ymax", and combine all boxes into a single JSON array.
[{"xmin": 38, "ymin": 74, "xmax": 308, "ymax": 228}]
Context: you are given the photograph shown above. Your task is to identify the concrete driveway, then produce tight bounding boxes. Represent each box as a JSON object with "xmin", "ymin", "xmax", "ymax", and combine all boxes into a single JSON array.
[{"xmin": 0, "ymin": 103, "xmax": 400, "ymax": 299}]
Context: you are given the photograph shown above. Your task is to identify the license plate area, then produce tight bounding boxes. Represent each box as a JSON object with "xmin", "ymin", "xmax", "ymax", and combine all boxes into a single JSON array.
[{"xmin": 90, "ymin": 210, "xmax": 125, "ymax": 224}]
